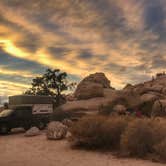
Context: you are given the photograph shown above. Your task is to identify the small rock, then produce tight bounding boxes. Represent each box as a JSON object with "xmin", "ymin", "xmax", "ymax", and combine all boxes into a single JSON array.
[
  {"xmin": 62, "ymin": 119, "xmax": 73, "ymax": 127},
  {"xmin": 25, "ymin": 127, "xmax": 40, "ymax": 137},
  {"xmin": 46, "ymin": 121, "xmax": 68, "ymax": 140},
  {"xmin": 66, "ymin": 131, "xmax": 72, "ymax": 139}
]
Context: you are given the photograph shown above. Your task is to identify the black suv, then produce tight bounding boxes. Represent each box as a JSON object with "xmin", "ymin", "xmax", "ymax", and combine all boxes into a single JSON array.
[{"xmin": 0, "ymin": 106, "xmax": 50, "ymax": 134}]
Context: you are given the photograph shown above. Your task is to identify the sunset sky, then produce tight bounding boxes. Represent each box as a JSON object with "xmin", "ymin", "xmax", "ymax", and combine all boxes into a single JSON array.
[{"xmin": 0, "ymin": 0, "xmax": 166, "ymax": 102}]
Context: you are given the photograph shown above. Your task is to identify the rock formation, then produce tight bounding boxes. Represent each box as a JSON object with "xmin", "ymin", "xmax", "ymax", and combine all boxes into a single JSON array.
[
  {"xmin": 74, "ymin": 72, "xmax": 112, "ymax": 100},
  {"xmin": 58, "ymin": 72, "xmax": 166, "ymax": 118}
]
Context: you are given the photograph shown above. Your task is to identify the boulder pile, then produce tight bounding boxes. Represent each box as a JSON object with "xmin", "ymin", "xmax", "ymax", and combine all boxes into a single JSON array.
[{"xmin": 59, "ymin": 72, "xmax": 166, "ymax": 118}]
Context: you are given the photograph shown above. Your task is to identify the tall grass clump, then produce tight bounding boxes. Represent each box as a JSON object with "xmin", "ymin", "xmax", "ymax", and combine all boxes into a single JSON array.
[
  {"xmin": 69, "ymin": 115, "xmax": 166, "ymax": 163},
  {"xmin": 154, "ymin": 139, "xmax": 166, "ymax": 162},
  {"xmin": 120, "ymin": 118, "xmax": 166, "ymax": 158},
  {"xmin": 70, "ymin": 115, "xmax": 130, "ymax": 149},
  {"xmin": 120, "ymin": 119, "xmax": 156, "ymax": 157}
]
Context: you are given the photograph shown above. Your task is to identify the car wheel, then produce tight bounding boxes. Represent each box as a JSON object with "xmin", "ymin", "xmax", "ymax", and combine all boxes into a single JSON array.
[
  {"xmin": 0, "ymin": 125, "xmax": 9, "ymax": 134},
  {"xmin": 24, "ymin": 125, "xmax": 31, "ymax": 131},
  {"xmin": 38, "ymin": 121, "xmax": 45, "ymax": 130}
]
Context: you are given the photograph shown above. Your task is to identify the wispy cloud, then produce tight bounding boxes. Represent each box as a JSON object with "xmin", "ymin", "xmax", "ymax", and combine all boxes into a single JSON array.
[{"xmin": 0, "ymin": 0, "xmax": 166, "ymax": 96}]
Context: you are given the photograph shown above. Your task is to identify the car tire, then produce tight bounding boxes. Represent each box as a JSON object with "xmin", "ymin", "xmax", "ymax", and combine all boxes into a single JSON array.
[
  {"xmin": 38, "ymin": 121, "xmax": 45, "ymax": 130},
  {"xmin": 0, "ymin": 125, "xmax": 9, "ymax": 134},
  {"xmin": 24, "ymin": 125, "xmax": 31, "ymax": 131}
]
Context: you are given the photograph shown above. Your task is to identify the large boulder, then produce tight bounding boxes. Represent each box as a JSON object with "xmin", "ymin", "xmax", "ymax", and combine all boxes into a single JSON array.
[
  {"xmin": 151, "ymin": 100, "xmax": 166, "ymax": 117},
  {"xmin": 79, "ymin": 72, "xmax": 111, "ymax": 88},
  {"xmin": 75, "ymin": 82, "xmax": 104, "ymax": 100},
  {"xmin": 140, "ymin": 93, "xmax": 159, "ymax": 103},
  {"xmin": 24, "ymin": 127, "xmax": 40, "ymax": 137},
  {"xmin": 75, "ymin": 72, "xmax": 111, "ymax": 100},
  {"xmin": 46, "ymin": 121, "xmax": 68, "ymax": 140}
]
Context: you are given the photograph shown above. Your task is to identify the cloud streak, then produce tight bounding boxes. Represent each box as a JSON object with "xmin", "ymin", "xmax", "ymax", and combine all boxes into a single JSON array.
[{"xmin": 0, "ymin": 0, "xmax": 166, "ymax": 96}]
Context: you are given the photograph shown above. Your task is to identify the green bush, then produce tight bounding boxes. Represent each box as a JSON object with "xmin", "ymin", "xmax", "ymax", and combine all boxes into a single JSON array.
[{"xmin": 70, "ymin": 115, "xmax": 130, "ymax": 149}]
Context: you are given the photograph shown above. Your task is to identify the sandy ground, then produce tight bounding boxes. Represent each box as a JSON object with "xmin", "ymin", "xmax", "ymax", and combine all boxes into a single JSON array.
[{"xmin": 0, "ymin": 130, "xmax": 165, "ymax": 166}]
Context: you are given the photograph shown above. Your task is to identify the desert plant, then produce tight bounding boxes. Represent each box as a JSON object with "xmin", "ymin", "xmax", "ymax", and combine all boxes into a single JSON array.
[
  {"xmin": 70, "ymin": 115, "xmax": 131, "ymax": 149},
  {"xmin": 50, "ymin": 107, "xmax": 86, "ymax": 122},
  {"xmin": 70, "ymin": 115, "xmax": 106, "ymax": 148},
  {"xmin": 99, "ymin": 97, "xmax": 129, "ymax": 115},
  {"xmin": 154, "ymin": 139, "xmax": 166, "ymax": 161},
  {"xmin": 120, "ymin": 118, "xmax": 159, "ymax": 157},
  {"xmin": 139, "ymin": 101, "xmax": 154, "ymax": 117},
  {"xmin": 100, "ymin": 116, "xmax": 130, "ymax": 149}
]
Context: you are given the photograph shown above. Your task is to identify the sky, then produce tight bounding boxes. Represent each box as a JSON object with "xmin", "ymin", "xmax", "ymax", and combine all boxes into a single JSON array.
[{"xmin": 0, "ymin": 0, "xmax": 166, "ymax": 101}]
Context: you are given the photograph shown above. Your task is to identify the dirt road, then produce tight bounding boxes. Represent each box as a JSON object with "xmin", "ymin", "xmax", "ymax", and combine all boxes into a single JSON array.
[{"xmin": 0, "ymin": 131, "xmax": 164, "ymax": 166}]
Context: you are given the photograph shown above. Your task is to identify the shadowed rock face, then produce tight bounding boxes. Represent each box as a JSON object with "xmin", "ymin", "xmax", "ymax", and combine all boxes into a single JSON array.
[
  {"xmin": 75, "ymin": 82, "xmax": 104, "ymax": 100},
  {"xmin": 74, "ymin": 72, "xmax": 111, "ymax": 100},
  {"xmin": 79, "ymin": 72, "xmax": 111, "ymax": 88}
]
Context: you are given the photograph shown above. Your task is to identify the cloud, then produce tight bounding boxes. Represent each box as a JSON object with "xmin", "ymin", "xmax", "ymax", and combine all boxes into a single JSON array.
[{"xmin": 0, "ymin": 0, "xmax": 166, "ymax": 95}]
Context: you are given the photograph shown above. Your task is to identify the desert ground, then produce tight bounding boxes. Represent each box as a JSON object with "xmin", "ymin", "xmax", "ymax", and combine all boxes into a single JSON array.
[{"xmin": 0, "ymin": 130, "xmax": 165, "ymax": 166}]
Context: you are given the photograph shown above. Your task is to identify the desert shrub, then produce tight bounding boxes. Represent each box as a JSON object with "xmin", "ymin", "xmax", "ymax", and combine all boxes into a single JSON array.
[
  {"xmin": 50, "ymin": 107, "xmax": 87, "ymax": 122},
  {"xmin": 99, "ymin": 98, "xmax": 129, "ymax": 115},
  {"xmin": 154, "ymin": 139, "xmax": 166, "ymax": 161},
  {"xmin": 98, "ymin": 104, "xmax": 114, "ymax": 115},
  {"xmin": 139, "ymin": 101, "xmax": 154, "ymax": 117},
  {"xmin": 50, "ymin": 108, "xmax": 73, "ymax": 121},
  {"xmin": 70, "ymin": 115, "xmax": 106, "ymax": 147},
  {"xmin": 152, "ymin": 118, "xmax": 166, "ymax": 142},
  {"xmin": 70, "ymin": 115, "xmax": 131, "ymax": 149},
  {"xmin": 120, "ymin": 118, "xmax": 165, "ymax": 157},
  {"xmin": 100, "ymin": 116, "xmax": 131, "ymax": 149},
  {"xmin": 153, "ymin": 118, "xmax": 166, "ymax": 161}
]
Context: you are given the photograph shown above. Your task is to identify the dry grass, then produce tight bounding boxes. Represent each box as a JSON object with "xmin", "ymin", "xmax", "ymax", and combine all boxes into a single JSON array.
[
  {"xmin": 120, "ymin": 119, "xmax": 156, "ymax": 157},
  {"xmin": 154, "ymin": 139, "xmax": 166, "ymax": 162},
  {"xmin": 70, "ymin": 115, "xmax": 132, "ymax": 149},
  {"xmin": 69, "ymin": 115, "xmax": 166, "ymax": 163}
]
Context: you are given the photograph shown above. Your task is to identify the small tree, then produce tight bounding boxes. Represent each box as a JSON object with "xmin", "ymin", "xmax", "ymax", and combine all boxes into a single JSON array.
[{"xmin": 25, "ymin": 69, "xmax": 75, "ymax": 106}]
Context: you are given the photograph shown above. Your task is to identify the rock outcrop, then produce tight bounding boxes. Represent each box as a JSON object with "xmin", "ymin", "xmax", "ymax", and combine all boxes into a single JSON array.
[
  {"xmin": 74, "ymin": 72, "xmax": 112, "ymax": 100},
  {"xmin": 79, "ymin": 72, "xmax": 111, "ymax": 88},
  {"xmin": 46, "ymin": 121, "xmax": 68, "ymax": 140},
  {"xmin": 151, "ymin": 100, "xmax": 166, "ymax": 117},
  {"xmin": 57, "ymin": 72, "xmax": 166, "ymax": 118},
  {"xmin": 75, "ymin": 82, "xmax": 104, "ymax": 100}
]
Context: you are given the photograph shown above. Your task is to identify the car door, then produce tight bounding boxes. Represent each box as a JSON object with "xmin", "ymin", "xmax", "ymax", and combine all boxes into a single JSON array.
[{"xmin": 9, "ymin": 110, "xmax": 21, "ymax": 128}]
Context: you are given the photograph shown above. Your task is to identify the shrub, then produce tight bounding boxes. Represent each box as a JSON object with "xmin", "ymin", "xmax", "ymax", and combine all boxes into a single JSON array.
[
  {"xmin": 99, "ymin": 97, "xmax": 129, "ymax": 115},
  {"xmin": 100, "ymin": 116, "xmax": 130, "ymax": 149},
  {"xmin": 70, "ymin": 115, "xmax": 106, "ymax": 148},
  {"xmin": 50, "ymin": 108, "xmax": 72, "ymax": 121},
  {"xmin": 154, "ymin": 139, "xmax": 166, "ymax": 161},
  {"xmin": 120, "ymin": 118, "xmax": 163, "ymax": 157},
  {"xmin": 139, "ymin": 101, "xmax": 154, "ymax": 117},
  {"xmin": 152, "ymin": 118, "xmax": 166, "ymax": 142},
  {"xmin": 70, "ymin": 115, "xmax": 131, "ymax": 149},
  {"xmin": 50, "ymin": 107, "xmax": 86, "ymax": 122}
]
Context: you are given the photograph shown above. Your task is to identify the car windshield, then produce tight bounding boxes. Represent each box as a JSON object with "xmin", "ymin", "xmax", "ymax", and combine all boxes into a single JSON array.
[{"xmin": 0, "ymin": 109, "xmax": 14, "ymax": 117}]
